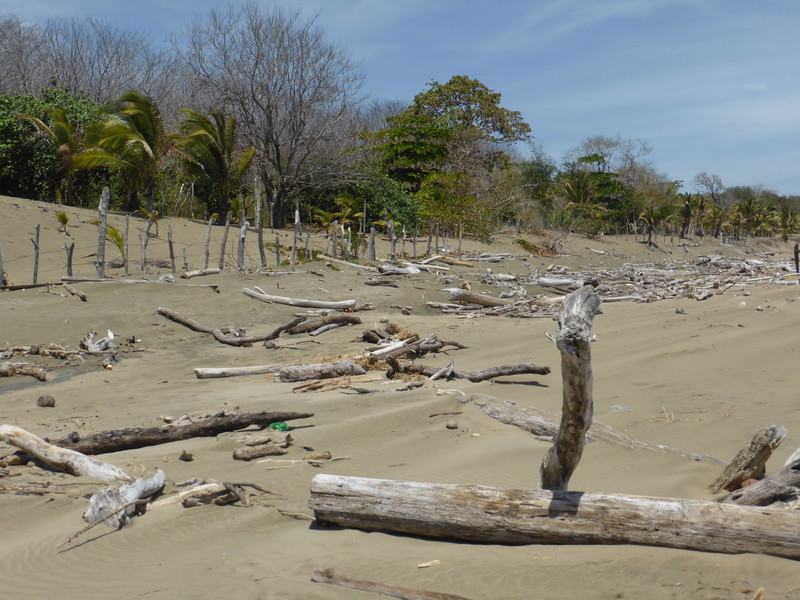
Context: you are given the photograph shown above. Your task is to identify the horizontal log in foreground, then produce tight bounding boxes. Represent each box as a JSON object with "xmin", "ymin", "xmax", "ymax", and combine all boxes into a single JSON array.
[{"xmin": 309, "ymin": 475, "xmax": 800, "ymax": 560}]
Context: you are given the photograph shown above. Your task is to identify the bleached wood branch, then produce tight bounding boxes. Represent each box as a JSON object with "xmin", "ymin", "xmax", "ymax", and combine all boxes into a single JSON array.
[{"xmin": 243, "ymin": 285, "xmax": 357, "ymax": 309}]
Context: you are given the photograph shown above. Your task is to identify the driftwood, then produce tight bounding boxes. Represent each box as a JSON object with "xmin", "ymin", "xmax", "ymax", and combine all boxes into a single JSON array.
[
  {"xmin": 276, "ymin": 360, "xmax": 366, "ymax": 383},
  {"xmin": 84, "ymin": 469, "xmax": 167, "ymax": 527},
  {"xmin": 63, "ymin": 283, "xmax": 87, "ymax": 301},
  {"xmin": 311, "ymin": 568, "xmax": 473, "ymax": 600},
  {"xmin": 6, "ymin": 363, "xmax": 48, "ymax": 381},
  {"xmin": 376, "ymin": 335, "xmax": 466, "ymax": 362},
  {"xmin": 181, "ymin": 268, "xmax": 220, "ymax": 279},
  {"xmin": 157, "ymin": 307, "xmax": 271, "ymax": 347},
  {"xmin": 243, "ymin": 286, "xmax": 357, "ymax": 310},
  {"xmin": 233, "ymin": 443, "xmax": 288, "ymax": 461},
  {"xmin": 443, "ymin": 288, "xmax": 514, "ymax": 307},
  {"xmin": 364, "ymin": 278, "xmax": 399, "ymax": 288},
  {"xmin": 387, "ymin": 358, "xmax": 549, "ymax": 382},
  {"xmin": 53, "ymin": 410, "xmax": 313, "ymax": 455},
  {"xmin": 285, "ymin": 314, "xmax": 361, "ymax": 335},
  {"xmin": 292, "ymin": 373, "xmax": 384, "ymax": 393},
  {"xmin": 0, "ymin": 425, "xmax": 134, "ymax": 482},
  {"xmin": 379, "ymin": 263, "xmax": 420, "ymax": 275},
  {"xmin": 317, "ymin": 254, "xmax": 379, "ymax": 272},
  {"xmin": 720, "ymin": 457, "xmax": 800, "ymax": 506},
  {"xmin": 711, "ymin": 425, "xmax": 787, "ymax": 493},
  {"xmin": 309, "ymin": 475, "xmax": 800, "ymax": 560},
  {"xmin": 540, "ymin": 286, "xmax": 601, "ymax": 491},
  {"xmin": 193, "ymin": 365, "xmax": 281, "ymax": 379}
]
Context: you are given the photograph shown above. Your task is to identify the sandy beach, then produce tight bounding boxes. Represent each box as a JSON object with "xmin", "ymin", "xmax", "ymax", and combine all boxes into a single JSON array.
[{"xmin": 2, "ymin": 194, "xmax": 800, "ymax": 599}]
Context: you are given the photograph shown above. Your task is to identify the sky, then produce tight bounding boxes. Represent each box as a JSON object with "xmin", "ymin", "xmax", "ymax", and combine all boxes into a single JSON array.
[{"xmin": 2, "ymin": 0, "xmax": 799, "ymax": 195}]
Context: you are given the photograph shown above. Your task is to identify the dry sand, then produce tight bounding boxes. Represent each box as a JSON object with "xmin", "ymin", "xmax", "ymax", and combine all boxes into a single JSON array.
[{"xmin": 1, "ymin": 195, "xmax": 800, "ymax": 599}]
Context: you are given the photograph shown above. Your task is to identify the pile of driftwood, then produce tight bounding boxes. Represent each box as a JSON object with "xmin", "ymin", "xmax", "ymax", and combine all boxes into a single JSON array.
[
  {"xmin": 0, "ymin": 408, "xmax": 313, "ymax": 545},
  {"xmin": 309, "ymin": 286, "xmax": 800, "ymax": 567}
]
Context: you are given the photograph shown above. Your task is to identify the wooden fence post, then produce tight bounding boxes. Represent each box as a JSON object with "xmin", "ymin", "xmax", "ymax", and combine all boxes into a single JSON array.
[
  {"xmin": 218, "ymin": 211, "xmax": 231, "ymax": 270},
  {"xmin": 64, "ymin": 243, "xmax": 74, "ymax": 278},
  {"xmin": 368, "ymin": 225, "xmax": 376, "ymax": 261},
  {"xmin": 0, "ymin": 245, "xmax": 5, "ymax": 286},
  {"xmin": 30, "ymin": 224, "xmax": 40, "ymax": 284},
  {"xmin": 124, "ymin": 214, "xmax": 130, "ymax": 276},
  {"xmin": 237, "ymin": 209, "xmax": 248, "ymax": 271},
  {"xmin": 388, "ymin": 220, "xmax": 395, "ymax": 259},
  {"xmin": 275, "ymin": 234, "xmax": 281, "ymax": 266},
  {"xmin": 168, "ymin": 225, "xmax": 176, "ymax": 273},
  {"xmin": 256, "ymin": 182, "xmax": 266, "ymax": 268},
  {"xmin": 96, "ymin": 187, "xmax": 109, "ymax": 278},
  {"xmin": 540, "ymin": 286, "xmax": 602, "ymax": 491}
]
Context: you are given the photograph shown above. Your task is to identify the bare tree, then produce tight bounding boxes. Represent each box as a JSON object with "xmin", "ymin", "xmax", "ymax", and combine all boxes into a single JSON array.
[
  {"xmin": 692, "ymin": 172, "xmax": 726, "ymax": 205},
  {"xmin": 0, "ymin": 14, "xmax": 45, "ymax": 95},
  {"xmin": 178, "ymin": 3, "xmax": 365, "ymax": 227}
]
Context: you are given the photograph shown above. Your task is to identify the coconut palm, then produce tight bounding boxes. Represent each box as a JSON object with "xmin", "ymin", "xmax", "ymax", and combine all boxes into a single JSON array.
[
  {"xmin": 19, "ymin": 108, "xmax": 81, "ymax": 206},
  {"xmin": 172, "ymin": 108, "xmax": 255, "ymax": 220},
  {"xmin": 75, "ymin": 91, "xmax": 168, "ymax": 212}
]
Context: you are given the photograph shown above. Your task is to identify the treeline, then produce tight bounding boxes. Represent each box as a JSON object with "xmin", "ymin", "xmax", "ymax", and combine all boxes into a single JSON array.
[{"xmin": 1, "ymin": 5, "xmax": 797, "ymax": 241}]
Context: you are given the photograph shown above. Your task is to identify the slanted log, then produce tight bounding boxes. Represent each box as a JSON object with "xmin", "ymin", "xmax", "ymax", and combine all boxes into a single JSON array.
[
  {"xmin": 0, "ymin": 425, "xmax": 134, "ymax": 482},
  {"xmin": 309, "ymin": 474, "xmax": 800, "ymax": 560},
  {"xmin": 443, "ymin": 288, "xmax": 514, "ymax": 307},
  {"xmin": 243, "ymin": 286, "xmax": 357, "ymax": 310},
  {"xmin": 193, "ymin": 365, "xmax": 281, "ymax": 379},
  {"xmin": 286, "ymin": 314, "xmax": 361, "ymax": 334},
  {"xmin": 540, "ymin": 285, "xmax": 601, "ymax": 491},
  {"xmin": 277, "ymin": 360, "xmax": 366, "ymax": 382},
  {"xmin": 711, "ymin": 425, "xmax": 787, "ymax": 493},
  {"xmin": 84, "ymin": 469, "xmax": 167, "ymax": 528},
  {"xmin": 53, "ymin": 410, "xmax": 313, "ymax": 455}
]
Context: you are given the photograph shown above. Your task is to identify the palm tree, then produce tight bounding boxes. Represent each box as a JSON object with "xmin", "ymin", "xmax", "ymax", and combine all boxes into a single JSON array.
[
  {"xmin": 75, "ymin": 91, "xmax": 168, "ymax": 212},
  {"xmin": 172, "ymin": 109, "xmax": 255, "ymax": 220},
  {"xmin": 19, "ymin": 108, "xmax": 81, "ymax": 205}
]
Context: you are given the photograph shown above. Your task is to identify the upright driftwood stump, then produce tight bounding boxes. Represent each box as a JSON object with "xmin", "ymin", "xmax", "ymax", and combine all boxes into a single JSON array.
[{"xmin": 540, "ymin": 285, "xmax": 601, "ymax": 491}]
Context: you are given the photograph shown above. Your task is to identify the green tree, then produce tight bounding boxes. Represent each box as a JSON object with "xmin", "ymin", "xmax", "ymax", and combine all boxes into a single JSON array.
[
  {"xmin": 75, "ymin": 91, "xmax": 169, "ymax": 212},
  {"xmin": 172, "ymin": 108, "xmax": 255, "ymax": 219}
]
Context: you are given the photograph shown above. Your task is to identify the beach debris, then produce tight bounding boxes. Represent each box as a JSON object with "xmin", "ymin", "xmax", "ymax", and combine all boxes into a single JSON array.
[
  {"xmin": 180, "ymin": 267, "xmax": 221, "ymax": 279},
  {"xmin": 276, "ymin": 359, "xmax": 366, "ymax": 383},
  {"xmin": 711, "ymin": 425, "xmax": 787, "ymax": 493},
  {"xmin": 292, "ymin": 373, "xmax": 383, "ymax": 393},
  {"xmin": 243, "ymin": 285, "xmax": 357, "ymax": 309},
  {"xmin": 0, "ymin": 362, "xmax": 15, "ymax": 377},
  {"xmin": 62, "ymin": 283, "xmax": 87, "ymax": 301},
  {"xmin": 157, "ymin": 306, "xmax": 275, "ymax": 347},
  {"xmin": 311, "ymin": 568, "xmax": 474, "ymax": 600},
  {"xmin": 386, "ymin": 357, "xmax": 550, "ymax": 383},
  {"xmin": 52, "ymin": 409, "xmax": 313, "ymax": 455},
  {"xmin": 193, "ymin": 364, "xmax": 282, "ymax": 379}
]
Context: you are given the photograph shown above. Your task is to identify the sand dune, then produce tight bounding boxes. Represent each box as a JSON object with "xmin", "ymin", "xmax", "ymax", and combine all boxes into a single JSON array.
[{"xmin": 2, "ymin": 195, "xmax": 800, "ymax": 599}]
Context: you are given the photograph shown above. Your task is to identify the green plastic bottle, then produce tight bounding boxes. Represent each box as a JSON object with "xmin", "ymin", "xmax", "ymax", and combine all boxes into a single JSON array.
[{"xmin": 269, "ymin": 421, "xmax": 289, "ymax": 432}]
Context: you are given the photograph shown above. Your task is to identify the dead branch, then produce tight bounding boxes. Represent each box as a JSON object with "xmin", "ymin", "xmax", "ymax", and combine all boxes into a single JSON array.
[
  {"xmin": 386, "ymin": 358, "xmax": 550, "ymax": 382},
  {"xmin": 63, "ymin": 283, "xmax": 87, "ymax": 301},
  {"xmin": 157, "ymin": 307, "xmax": 272, "ymax": 347},
  {"xmin": 311, "ymin": 568, "xmax": 474, "ymax": 600},
  {"xmin": 243, "ymin": 286, "xmax": 357, "ymax": 309},
  {"xmin": 276, "ymin": 360, "xmax": 366, "ymax": 382},
  {"xmin": 193, "ymin": 365, "xmax": 282, "ymax": 379},
  {"xmin": 285, "ymin": 314, "xmax": 362, "ymax": 334},
  {"xmin": 719, "ymin": 457, "xmax": 800, "ymax": 506},
  {"xmin": 443, "ymin": 288, "xmax": 514, "ymax": 307},
  {"xmin": 53, "ymin": 410, "xmax": 314, "ymax": 455},
  {"xmin": 181, "ymin": 268, "xmax": 220, "ymax": 279}
]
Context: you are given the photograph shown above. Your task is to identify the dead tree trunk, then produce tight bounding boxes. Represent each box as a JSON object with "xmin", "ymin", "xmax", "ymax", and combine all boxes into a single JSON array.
[
  {"xmin": 308, "ymin": 475, "xmax": 800, "ymax": 561},
  {"xmin": 540, "ymin": 285, "xmax": 602, "ymax": 491},
  {"xmin": 31, "ymin": 224, "xmax": 40, "ymax": 284},
  {"xmin": 53, "ymin": 410, "xmax": 314, "ymax": 455},
  {"xmin": 711, "ymin": 425, "xmax": 787, "ymax": 493}
]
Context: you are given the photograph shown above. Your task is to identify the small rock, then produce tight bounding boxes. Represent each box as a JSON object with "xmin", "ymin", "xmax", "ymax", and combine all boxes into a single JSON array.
[
  {"xmin": 179, "ymin": 450, "xmax": 193, "ymax": 462},
  {"xmin": 675, "ymin": 307, "xmax": 685, "ymax": 315},
  {"xmin": 35, "ymin": 395, "xmax": 55, "ymax": 407},
  {"xmin": 756, "ymin": 306, "xmax": 764, "ymax": 312},
  {"xmin": 0, "ymin": 362, "xmax": 16, "ymax": 377},
  {"xmin": 304, "ymin": 450, "xmax": 332, "ymax": 460},
  {"xmin": 445, "ymin": 421, "xmax": 458, "ymax": 430}
]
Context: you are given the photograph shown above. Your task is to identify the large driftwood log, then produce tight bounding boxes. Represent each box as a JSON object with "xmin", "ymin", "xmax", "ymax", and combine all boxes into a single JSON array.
[
  {"xmin": 243, "ymin": 286, "xmax": 357, "ymax": 309},
  {"xmin": 711, "ymin": 425, "xmax": 787, "ymax": 493},
  {"xmin": 54, "ymin": 410, "xmax": 313, "ymax": 455},
  {"xmin": 311, "ymin": 568, "xmax": 474, "ymax": 600},
  {"xmin": 276, "ymin": 360, "xmax": 366, "ymax": 382},
  {"xmin": 181, "ymin": 268, "xmax": 221, "ymax": 279},
  {"xmin": 193, "ymin": 365, "xmax": 282, "ymax": 379},
  {"xmin": 157, "ymin": 307, "xmax": 271, "ymax": 347},
  {"xmin": 387, "ymin": 359, "xmax": 550, "ymax": 382},
  {"xmin": 285, "ymin": 314, "xmax": 362, "ymax": 334},
  {"xmin": 309, "ymin": 475, "xmax": 800, "ymax": 560},
  {"xmin": 442, "ymin": 288, "xmax": 514, "ymax": 307},
  {"xmin": 0, "ymin": 425, "xmax": 134, "ymax": 482},
  {"xmin": 540, "ymin": 286, "xmax": 601, "ymax": 491}
]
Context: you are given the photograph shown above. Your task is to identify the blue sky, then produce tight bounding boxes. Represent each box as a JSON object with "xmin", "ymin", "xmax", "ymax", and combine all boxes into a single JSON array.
[{"xmin": 3, "ymin": 0, "xmax": 799, "ymax": 195}]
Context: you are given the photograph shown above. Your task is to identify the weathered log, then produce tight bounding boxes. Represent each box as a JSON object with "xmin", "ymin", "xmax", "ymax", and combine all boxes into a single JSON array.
[
  {"xmin": 536, "ymin": 277, "xmax": 586, "ymax": 290},
  {"xmin": 363, "ymin": 278, "xmax": 399, "ymax": 288},
  {"xmin": 317, "ymin": 254, "xmax": 379, "ymax": 272},
  {"xmin": 53, "ymin": 410, "xmax": 313, "ymax": 455},
  {"xmin": 157, "ymin": 307, "xmax": 270, "ymax": 347},
  {"xmin": 181, "ymin": 268, "xmax": 221, "ymax": 279},
  {"xmin": 0, "ymin": 425, "xmax": 134, "ymax": 482},
  {"xmin": 387, "ymin": 359, "xmax": 549, "ymax": 382},
  {"xmin": 309, "ymin": 475, "xmax": 800, "ymax": 560},
  {"xmin": 84, "ymin": 469, "xmax": 167, "ymax": 527},
  {"xmin": 711, "ymin": 425, "xmax": 787, "ymax": 493},
  {"xmin": 379, "ymin": 263, "xmax": 420, "ymax": 275},
  {"xmin": 443, "ymin": 288, "xmax": 514, "ymax": 307},
  {"xmin": 721, "ymin": 457, "xmax": 800, "ymax": 506},
  {"xmin": 193, "ymin": 365, "xmax": 281, "ymax": 379},
  {"xmin": 243, "ymin": 286, "xmax": 357, "ymax": 309},
  {"xmin": 10, "ymin": 363, "xmax": 47, "ymax": 381},
  {"xmin": 276, "ymin": 360, "xmax": 366, "ymax": 383},
  {"xmin": 311, "ymin": 568, "xmax": 473, "ymax": 600},
  {"xmin": 286, "ymin": 314, "xmax": 362, "ymax": 334},
  {"xmin": 540, "ymin": 286, "xmax": 601, "ymax": 492},
  {"xmin": 63, "ymin": 283, "xmax": 87, "ymax": 301},
  {"xmin": 233, "ymin": 443, "xmax": 288, "ymax": 461}
]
